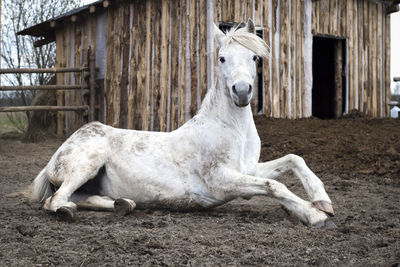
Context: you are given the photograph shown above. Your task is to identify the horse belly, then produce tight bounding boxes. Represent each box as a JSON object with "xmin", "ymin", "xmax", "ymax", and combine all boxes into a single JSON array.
[{"xmin": 101, "ymin": 155, "xmax": 204, "ymax": 210}]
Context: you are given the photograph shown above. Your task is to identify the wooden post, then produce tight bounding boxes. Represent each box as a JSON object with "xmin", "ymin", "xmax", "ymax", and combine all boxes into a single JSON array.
[
  {"xmin": 88, "ymin": 46, "xmax": 96, "ymax": 122},
  {"xmin": 334, "ymin": 40, "xmax": 343, "ymax": 118}
]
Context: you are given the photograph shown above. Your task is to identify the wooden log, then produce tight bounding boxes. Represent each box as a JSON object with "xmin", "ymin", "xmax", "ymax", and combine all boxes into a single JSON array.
[
  {"xmin": 263, "ymin": 0, "xmax": 271, "ymax": 116},
  {"xmin": 128, "ymin": 1, "xmax": 139, "ymax": 129},
  {"xmin": 0, "ymin": 106, "xmax": 88, "ymax": 112},
  {"xmin": 280, "ymin": 0, "xmax": 289, "ymax": 118},
  {"xmin": 74, "ymin": 24, "xmax": 83, "ymax": 130},
  {"xmin": 290, "ymin": 0, "xmax": 296, "ymax": 118},
  {"xmin": 334, "ymin": 40, "xmax": 343, "ymax": 118},
  {"xmin": 135, "ymin": 1, "xmax": 146, "ymax": 129},
  {"xmin": 301, "ymin": 0, "xmax": 306, "ymax": 116},
  {"xmin": 56, "ymin": 31, "xmax": 65, "ymax": 136},
  {"xmin": 295, "ymin": 0, "xmax": 301, "ymax": 118},
  {"xmin": 112, "ymin": 7, "xmax": 123, "ymax": 127},
  {"xmin": 385, "ymin": 14, "xmax": 391, "ymax": 116},
  {"xmin": 170, "ymin": 0, "xmax": 180, "ymax": 131},
  {"xmin": 179, "ymin": 0, "xmax": 187, "ymax": 126},
  {"xmin": 371, "ymin": 3, "xmax": 377, "ymax": 117},
  {"xmin": 119, "ymin": 3, "xmax": 130, "ymax": 128},
  {"xmin": 189, "ymin": 0, "xmax": 197, "ymax": 118},
  {"xmin": 0, "ymin": 85, "xmax": 85, "ymax": 91},
  {"xmin": 272, "ymin": 0, "xmax": 279, "ymax": 117},
  {"xmin": 377, "ymin": 3, "xmax": 382, "ymax": 117},
  {"xmin": 199, "ymin": 0, "xmax": 207, "ymax": 106},
  {"xmin": 152, "ymin": 1, "xmax": 162, "ymax": 131},
  {"xmin": 347, "ymin": 0, "xmax": 353, "ymax": 111},
  {"xmin": 160, "ymin": 0, "xmax": 170, "ymax": 131},
  {"xmin": 88, "ymin": 47, "xmax": 96, "ymax": 122},
  {"xmin": 143, "ymin": 1, "xmax": 152, "ymax": 130},
  {"xmin": 358, "ymin": 0, "xmax": 364, "ymax": 112},
  {"xmin": 65, "ymin": 26, "xmax": 72, "ymax": 136},
  {"xmin": 104, "ymin": 7, "xmax": 115, "ymax": 125},
  {"xmin": 0, "ymin": 67, "xmax": 89, "ymax": 74}
]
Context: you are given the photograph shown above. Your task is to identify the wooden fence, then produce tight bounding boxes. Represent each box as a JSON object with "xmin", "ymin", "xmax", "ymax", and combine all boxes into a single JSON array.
[{"xmin": 0, "ymin": 48, "xmax": 97, "ymax": 134}]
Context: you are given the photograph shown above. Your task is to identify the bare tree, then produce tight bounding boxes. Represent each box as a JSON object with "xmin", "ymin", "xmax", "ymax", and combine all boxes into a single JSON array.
[{"xmin": 1, "ymin": 0, "xmax": 81, "ymax": 132}]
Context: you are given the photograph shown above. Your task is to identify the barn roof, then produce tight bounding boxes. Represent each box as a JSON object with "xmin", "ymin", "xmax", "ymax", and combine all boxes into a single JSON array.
[
  {"xmin": 18, "ymin": 0, "xmax": 400, "ymax": 47},
  {"xmin": 17, "ymin": 0, "xmax": 111, "ymax": 47}
]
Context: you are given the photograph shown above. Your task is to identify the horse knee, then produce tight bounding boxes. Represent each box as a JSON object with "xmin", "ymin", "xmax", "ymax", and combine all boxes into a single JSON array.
[{"xmin": 285, "ymin": 154, "xmax": 305, "ymax": 168}]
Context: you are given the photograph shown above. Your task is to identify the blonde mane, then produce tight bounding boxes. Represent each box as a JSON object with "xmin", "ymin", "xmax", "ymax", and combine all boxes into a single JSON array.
[{"xmin": 224, "ymin": 26, "xmax": 270, "ymax": 58}]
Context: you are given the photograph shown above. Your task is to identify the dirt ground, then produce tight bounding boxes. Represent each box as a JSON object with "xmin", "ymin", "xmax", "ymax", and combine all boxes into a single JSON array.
[{"xmin": 0, "ymin": 115, "xmax": 399, "ymax": 266}]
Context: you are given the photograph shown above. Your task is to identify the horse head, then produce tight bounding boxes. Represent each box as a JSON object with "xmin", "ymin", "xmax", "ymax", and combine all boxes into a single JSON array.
[{"xmin": 214, "ymin": 19, "xmax": 269, "ymax": 107}]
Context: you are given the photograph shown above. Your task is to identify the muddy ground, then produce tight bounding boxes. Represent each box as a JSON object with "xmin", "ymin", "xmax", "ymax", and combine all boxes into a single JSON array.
[{"xmin": 0, "ymin": 116, "xmax": 399, "ymax": 266}]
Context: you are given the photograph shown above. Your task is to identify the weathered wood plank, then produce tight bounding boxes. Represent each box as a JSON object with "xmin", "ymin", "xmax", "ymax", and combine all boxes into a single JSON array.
[
  {"xmin": 104, "ymin": 7, "xmax": 115, "ymax": 126},
  {"xmin": 189, "ymin": 0, "xmax": 197, "ymax": 118},
  {"xmin": 152, "ymin": 1, "xmax": 161, "ymax": 131},
  {"xmin": 74, "ymin": 24, "xmax": 82, "ymax": 131},
  {"xmin": 290, "ymin": 0, "xmax": 296, "ymax": 118},
  {"xmin": 65, "ymin": 26, "xmax": 72, "ymax": 136},
  {"xmin": 119, "ymin": 3, "xmax": 130, "ymax": 129},
  {"xmin": 377, "ymin": 3, "xmax": 382, "ymax": 117},
  {"xmin": 385, "ymin": 13, "xmax": 390, "ymax": 116},
  {"xmin": 301, "ymin": 0, "xmax": 306, "ymax": 116},
  {"xmin": 170, "ymin": 0, "xmax": 180, "ymax": 131},
  {"xmin": 296, "ymin": 0, "xmax": 301, "ymax": 118},
  {"xmin": 128, "ymin": 2, "xmax": 139, "ymax": 129},
  {"xmin": 271, "ymin": 0, "xmax": 279, "ymax": 117},
  {"xmin": 56, "ymin": 31, "xmax": 65, "ymax": 136},
  {"xmin": 135, "ymin": 1, "xmax": 147, "ymax": 129},
  {"xmin": 371, "ymin": 3, "xmax": 377, "ymax": 117},
  {"xmin": 199, "ymin": 0, "xmax": 208, "ymax": 107},
  {"xmin": 143, "ymin": 1, "xmax": 152, "ymax": 130},
  {"xmin": 263, "ymin": 0, "xmax": 271, "ymax": 116},
  {"xmin": 280, "ymin": 0, "xmax": 289, "ymax": 118},
  {"xmin": 358, "ymin": 0, "xmax": 364, "ymax": 112},
  {"xmin": 179, "ymin": 0, "xmax": 187, "ymax": 126}
]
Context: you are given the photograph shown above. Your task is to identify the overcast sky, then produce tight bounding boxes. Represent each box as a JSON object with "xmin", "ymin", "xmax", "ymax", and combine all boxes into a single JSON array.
[{"xmin": 82, "ymin": 0, "xmax": 399, "ymax": 92}]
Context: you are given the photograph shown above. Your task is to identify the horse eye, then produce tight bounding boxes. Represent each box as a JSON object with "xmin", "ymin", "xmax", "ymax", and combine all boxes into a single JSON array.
[
  {"xmin": 219, "ymin": 57, "xmax": 225, "ymax": 63},
  {"xmin": 252, "ymin": 55, "xmax": 258, "ymax": 62}
]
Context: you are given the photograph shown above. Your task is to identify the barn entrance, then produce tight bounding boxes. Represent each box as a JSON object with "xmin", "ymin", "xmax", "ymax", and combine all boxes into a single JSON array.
[{"xmin": 312, "ymin": 36, "xmax": 346, "ymax": 119}]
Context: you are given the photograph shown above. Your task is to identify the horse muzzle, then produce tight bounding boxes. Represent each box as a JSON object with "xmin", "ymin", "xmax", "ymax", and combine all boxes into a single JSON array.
[{"xmin": 232, "ymin": 81, "xmax": 253, "ymax": 107}]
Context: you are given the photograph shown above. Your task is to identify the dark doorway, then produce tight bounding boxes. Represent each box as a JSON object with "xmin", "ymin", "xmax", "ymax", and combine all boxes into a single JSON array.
[
  {"xmin": 218, "ymin": 22, "xmax": 264, "ymax": 113},
  {"xmin": 312, "ymin": 36, "xmax": 346, "ymax": 119}
]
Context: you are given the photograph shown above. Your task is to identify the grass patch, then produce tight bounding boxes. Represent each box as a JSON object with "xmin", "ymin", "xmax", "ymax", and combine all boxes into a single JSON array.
[{"xmin": 0, "ymin": 112, "xmax": 28, "ymax": 134}]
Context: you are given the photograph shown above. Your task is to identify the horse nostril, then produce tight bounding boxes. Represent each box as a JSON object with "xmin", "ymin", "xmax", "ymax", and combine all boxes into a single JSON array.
[
  {"xmin": 248, "ymin": 85, "xmax": 252, "ymax": 94},
  {"xmin": 232, "ymin": 85, "xmax": 237, "ymax": 95}
]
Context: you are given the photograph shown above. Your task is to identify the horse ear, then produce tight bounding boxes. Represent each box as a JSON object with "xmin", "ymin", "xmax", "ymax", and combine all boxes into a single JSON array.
[
  {"xmin": 246, "ymin": 19, "xmax": 255, "ymax": 34},
  {"xmin": 214, "ymin": 23, "xmax": 225, "ymax": 48}
]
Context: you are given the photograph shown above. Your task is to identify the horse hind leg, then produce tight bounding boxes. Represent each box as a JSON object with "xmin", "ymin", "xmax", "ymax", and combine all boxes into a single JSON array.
[
  {"xmin": 43, "ymin": 147, "xmax": 107, "ymax": 221},
  {"xmin": 73, "ymin": 194, "xmax": 136, "ymax": 216}
]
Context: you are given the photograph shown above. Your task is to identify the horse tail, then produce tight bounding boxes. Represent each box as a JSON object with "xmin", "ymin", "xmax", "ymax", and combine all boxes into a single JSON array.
[{"xmin": 7, "ymin": 168, "xmax": 54, "ymax": 203}]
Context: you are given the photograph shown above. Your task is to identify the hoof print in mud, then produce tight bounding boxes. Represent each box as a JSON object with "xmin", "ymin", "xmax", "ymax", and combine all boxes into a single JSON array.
[
  {"xmin": 56, "ymin": 207, "xmax": 76, "ymax": 222},
  {"xmin": 314, "ymin": 219, "xmax": 337, "ymax": 230}
]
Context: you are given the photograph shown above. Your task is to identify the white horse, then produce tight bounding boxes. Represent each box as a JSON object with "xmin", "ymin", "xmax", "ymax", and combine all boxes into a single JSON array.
[{"xmin": 21, "ymin": 20, "xmax": 335, "ymax": 228}]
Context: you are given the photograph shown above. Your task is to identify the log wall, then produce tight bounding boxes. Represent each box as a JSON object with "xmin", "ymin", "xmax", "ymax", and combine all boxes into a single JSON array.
[
  {"xmin": 312, "ymin": 0, "xmax": 391, "ymax": 117},
  {"xmin": 55, "ymin": 0, "xmax": 391, "ymax": 135}
]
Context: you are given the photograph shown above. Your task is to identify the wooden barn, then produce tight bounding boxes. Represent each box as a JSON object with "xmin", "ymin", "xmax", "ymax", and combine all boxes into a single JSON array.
[{"xmin": 18, "ymin": 0, "xmax": 399, "ymax": 136}]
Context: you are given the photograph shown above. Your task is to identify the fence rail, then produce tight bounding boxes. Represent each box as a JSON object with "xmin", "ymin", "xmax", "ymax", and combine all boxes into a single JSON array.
[
  {"xmin": 0, "ymin": 47, "xmax": 97, "ymax": 136},
  {"xmin": 0, "ymin": 67, "xmax": 89, "ymax": 74},
  {"xmin": 0, "ymin": 106, "xmax": 89, "ymax": 112},
  {"xmin": 0, "ymin": 85, "xmax": 86, "ymax": 91}
]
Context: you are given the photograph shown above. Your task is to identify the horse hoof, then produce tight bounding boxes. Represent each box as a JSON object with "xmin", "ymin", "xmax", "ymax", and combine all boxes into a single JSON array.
[
  {"xmin": 56, "ymin": 206, "xmax": 76, "ymax": 222},
  {"xmin": 314, "ymin": 219, "xmax": 337, "ymax": 229},
  {"xmin": 114, "ymin": 198, "xmax": 135, "ymax": 216},
  {"xmin": 313, "ymin": 200, "xmax": 334, "ymax": 217}
]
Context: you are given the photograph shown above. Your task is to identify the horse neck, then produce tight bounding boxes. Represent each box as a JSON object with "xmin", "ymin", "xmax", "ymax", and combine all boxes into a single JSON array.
[{"xmin": 198, "ymin": 74, "xmax": 254, "ymax": 134}]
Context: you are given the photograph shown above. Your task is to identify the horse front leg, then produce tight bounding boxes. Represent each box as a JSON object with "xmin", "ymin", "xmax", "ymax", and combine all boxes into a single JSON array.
[
  {"xmin": 255, "ymin": 154, "xmax": 334, "ymax": 216},
  {"xmin": 214, "ymin": 167, "xmax": 336, "ymax": 228}
]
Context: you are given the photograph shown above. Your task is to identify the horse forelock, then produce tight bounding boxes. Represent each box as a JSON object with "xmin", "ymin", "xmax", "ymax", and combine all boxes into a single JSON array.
[{"xmin": 223, "ymin": 26, "xmax": 270, "ymax": 58}]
